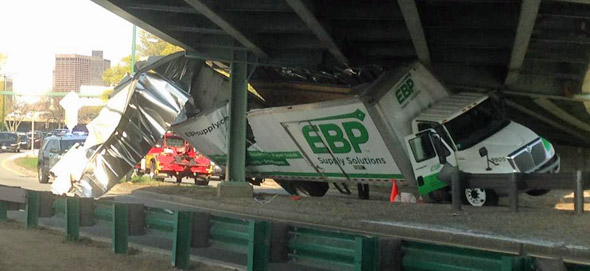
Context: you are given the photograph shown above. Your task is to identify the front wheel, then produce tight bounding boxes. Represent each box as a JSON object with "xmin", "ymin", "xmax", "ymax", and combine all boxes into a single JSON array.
[{"xmin": 463, "ymin": 188, "xmax": 498, "ymax": 207}]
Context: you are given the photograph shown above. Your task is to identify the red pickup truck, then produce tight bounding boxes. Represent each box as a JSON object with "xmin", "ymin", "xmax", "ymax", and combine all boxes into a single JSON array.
[{"xmin": 137, "ymin": 133, "xmax": 213, "ymax": 185}]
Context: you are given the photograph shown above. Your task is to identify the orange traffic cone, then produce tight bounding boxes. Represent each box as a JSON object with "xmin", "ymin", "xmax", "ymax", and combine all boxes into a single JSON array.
[{"xmin": 390, "ymin": 178, "xmax": 399, "ymax": 203}]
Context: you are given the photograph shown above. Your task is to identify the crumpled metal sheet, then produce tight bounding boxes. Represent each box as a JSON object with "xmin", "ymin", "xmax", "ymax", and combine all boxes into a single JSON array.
[{"xmin": 51, "ymin": 53, "xmax": 191, "ymax": 197}]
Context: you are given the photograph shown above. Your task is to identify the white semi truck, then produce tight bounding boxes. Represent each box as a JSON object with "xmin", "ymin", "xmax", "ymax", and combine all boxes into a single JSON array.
[{"xmin": 173, "ymin": 62, "xmax": 560, "ymax": 206}]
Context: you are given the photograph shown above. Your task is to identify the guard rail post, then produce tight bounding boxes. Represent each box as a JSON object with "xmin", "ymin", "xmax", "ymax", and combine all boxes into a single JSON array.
[
  {"xmin": 65, "ymin": 197, "xmax": 80, "ymax": 240},
  {"xmin": 354, "ymin": 236, "xmax": 379, "ymax": 271},
  {"xmin": 247, "ymin": 220, "xmax": 270, "ymax": 271},
  {"xmin": 574, "ymin": 170, "xmax": 584, "ymax": 215},
  {"xmin": 172, "ymin": 211, "xmax": 193, "ymax": 269},
  {"xmin": 509, "ymin": 174, "xmax": 519, "ymax": 212},
  {"xmin": 112, "ymin": 203, "xmax": 129, "ymax": 254},
  {"xmin": 0, "ymin": 201, "xmax": 7, "ymax": 222},
  {"xmin": 25, "ymin": 190, "xmax": 40, "ymax": 228},
  {"xmin": 451, "ymin": 167, "xmax": 462, "ymax": 212}
]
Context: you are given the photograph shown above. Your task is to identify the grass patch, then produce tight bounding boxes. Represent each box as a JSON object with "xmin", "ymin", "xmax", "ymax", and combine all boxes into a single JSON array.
[
  {"xmin": 14, "ymin": 157, "xmax": 37, "ymax": 172},
  {"xmin": 129, "ymin": 175, "xmax": 162, "ymax": 185}
]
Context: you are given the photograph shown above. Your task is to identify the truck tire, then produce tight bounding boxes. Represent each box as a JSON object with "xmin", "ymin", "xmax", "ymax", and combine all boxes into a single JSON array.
[
  {"xmin": 276, "ymin": 180, "xmax": 329, "ymax": 197},
  {"xmin": 38, "ymin": 168, "xmax": 49, "ymax": 184},
  {"xmin": 195, "ymin": 177, "xmax": 209, "ymax": 186},
  {"xmin": 463, "ymin": 188, "xmax": 498, "ymax": 207}
]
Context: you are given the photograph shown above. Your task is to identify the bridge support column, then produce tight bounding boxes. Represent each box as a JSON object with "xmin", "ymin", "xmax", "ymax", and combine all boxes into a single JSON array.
[{"xmin": 218, "ymin": 50, "xmax": 253, "ymax": 198}]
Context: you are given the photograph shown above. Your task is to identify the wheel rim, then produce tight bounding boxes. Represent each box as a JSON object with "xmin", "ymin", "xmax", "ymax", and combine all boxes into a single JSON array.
[{"xmin": 465, "ymin": 188, "xmax": 486, "ymax": 206}]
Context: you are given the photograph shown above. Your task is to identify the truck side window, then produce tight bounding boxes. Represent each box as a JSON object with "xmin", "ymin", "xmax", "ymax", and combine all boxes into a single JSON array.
[
  {"xmin": 409, "ymin": 134, "xmax": 436, "ymax": 162},
  {"xmin": 417, "ymin": 122, "xmax": 455, "ymax": 151}
]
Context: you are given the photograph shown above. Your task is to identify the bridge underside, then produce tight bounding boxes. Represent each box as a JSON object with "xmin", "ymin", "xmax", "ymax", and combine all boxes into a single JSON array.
[{"xmin": 93, "ymin": 0, "xmax": 590, "ymax": 147}]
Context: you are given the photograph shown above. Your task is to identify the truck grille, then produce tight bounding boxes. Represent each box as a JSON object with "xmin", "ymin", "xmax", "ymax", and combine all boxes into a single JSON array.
[{"xmin": 509, "ymin": 139, "xmax": 546, "ymax": 173}]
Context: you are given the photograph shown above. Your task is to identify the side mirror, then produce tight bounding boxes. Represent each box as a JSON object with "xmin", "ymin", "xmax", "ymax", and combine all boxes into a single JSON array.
[
  {"xmin": 431, "ymin": 135, "xmax": 447, "ymax": 165},
  {"xmin": 50, "ymin": 148, "xmax": 59, "ymax": 154},
  {"xmin": 479, "ymin": 147, "xmax": 488, "ymax": 157}
]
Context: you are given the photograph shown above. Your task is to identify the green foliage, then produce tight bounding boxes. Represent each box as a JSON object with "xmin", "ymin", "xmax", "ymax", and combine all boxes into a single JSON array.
[
  {"xmin": 137, "ymin": 31, "xmax": 184, "ymax": 58},
  {"xmin": 102, "ymin": 30, "xmax": 184, "ymax": 86}
]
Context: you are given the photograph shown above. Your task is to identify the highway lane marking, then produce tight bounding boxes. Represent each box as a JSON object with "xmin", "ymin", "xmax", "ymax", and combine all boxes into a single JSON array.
[{"xmin": 2, "ymin": 153, "xmax": 31, "ymax": 177}]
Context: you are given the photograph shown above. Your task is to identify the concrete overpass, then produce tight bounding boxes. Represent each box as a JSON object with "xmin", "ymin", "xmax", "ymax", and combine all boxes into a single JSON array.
[{"xmin": 91, "ymin": 0, "xmax": 590, "ymax": 190}]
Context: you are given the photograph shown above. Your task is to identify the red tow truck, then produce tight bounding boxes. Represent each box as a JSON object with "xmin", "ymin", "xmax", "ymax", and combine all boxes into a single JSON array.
[{"xmin": 137, "ymin": 133, "xmax": 213, "ymax": 185}]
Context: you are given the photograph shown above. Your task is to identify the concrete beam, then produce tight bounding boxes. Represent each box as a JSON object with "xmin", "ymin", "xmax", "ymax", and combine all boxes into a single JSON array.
[
  {"xmin": 183, "ymin": 0, "xmax": 268, "ymax": 58},
  {"xmin": 284, "ymin": 0, "xmax": 349, "ymax": 65},
  {"xmin": 164, "ymin": 25, "xmax": 226, "ymax": 35},
  {"xmin": 506, "ymin": 100, "xmax": 588, "ymax": 142},
  {"xmin": 397, "ymin": 0, "xmax": 431, "ymax": 65},
  {"xmin": 505, "ymin": 0, "xmax": 542, "ymax": 86}
]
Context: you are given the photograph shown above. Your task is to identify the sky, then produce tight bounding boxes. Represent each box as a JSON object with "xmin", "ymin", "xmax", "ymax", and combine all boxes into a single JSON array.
[{"xmin": 0, "ymin": 0, "xmax": 133, "ymax": 95}]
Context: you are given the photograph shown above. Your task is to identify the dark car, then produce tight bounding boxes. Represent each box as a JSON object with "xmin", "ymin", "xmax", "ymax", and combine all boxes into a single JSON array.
[
  {"xmin": 37, "ymin": 135, "xmax": 87, "ymax": 183},
  {"xmin": 18, "ymin": 133, "xmax": 30, "ymax": 150},
  {"xmin": 0, "ymin": 132, "xmax": 20, "ymax": 152}
]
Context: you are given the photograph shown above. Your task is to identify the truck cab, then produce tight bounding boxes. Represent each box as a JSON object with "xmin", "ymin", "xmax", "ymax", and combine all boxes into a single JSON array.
[{"xmin": 406, "ymin": 93, "xmax": 560, "ymax": 206}]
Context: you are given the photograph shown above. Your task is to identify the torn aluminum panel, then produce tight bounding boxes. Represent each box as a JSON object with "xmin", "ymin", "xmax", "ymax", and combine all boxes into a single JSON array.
[{"xmin": 51, "ymin": 54, "xmax": 190, "ymax": 198}]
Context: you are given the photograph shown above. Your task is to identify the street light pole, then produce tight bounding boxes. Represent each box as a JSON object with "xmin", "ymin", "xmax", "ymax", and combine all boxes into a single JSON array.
[
  {"xmin": 131, "ymin": 25, "xmax": 137, "ymax": 73},
  {"xmin": 1, "ymin": 75, "xmax": 6, "ymax": 131}
]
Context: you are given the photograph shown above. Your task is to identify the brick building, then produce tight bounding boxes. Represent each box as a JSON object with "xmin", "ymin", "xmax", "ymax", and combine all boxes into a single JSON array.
[{"xmin": 53, "ymin": 50, "xmax": 110, "ymax": 92}]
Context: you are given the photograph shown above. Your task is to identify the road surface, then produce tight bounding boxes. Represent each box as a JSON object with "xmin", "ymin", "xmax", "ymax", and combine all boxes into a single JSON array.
[{"xmin": 0, "ymin": 151, "xmax": 49, "ymax": 191}]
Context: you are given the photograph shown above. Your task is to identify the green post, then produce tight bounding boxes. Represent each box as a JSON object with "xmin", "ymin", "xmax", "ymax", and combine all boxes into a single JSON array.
[
  {"xmin": 0, "ymin": 201, "xmax": 7, "ymax": 222},
  {"xmin": 354, "ymin": 236, "xmax": 379, "ymax": 271},
  {"xmin": 131, "ymin": 25, "xmax": 137, "ymax": 73},
  {"xmin": 172, "ymin": 211, "xmax": 193, "ymax": 269},
  {"xmin": 247, "ymin": 220, "xmax": 270, "ymax": 271},
  {"xmin": 112, "ymin": 203, "xmax": 129, "ymax": 254},
  {"xmin": 65, "ymin": 197, "xmax": 80, "ymax": 240},
  {"xmin": 25, "ymin": 191, "xmax": 40, "ymax": 228},
  {"xmin": 226, "ymin": 50, "xmax": 248, "ymax": 183}
]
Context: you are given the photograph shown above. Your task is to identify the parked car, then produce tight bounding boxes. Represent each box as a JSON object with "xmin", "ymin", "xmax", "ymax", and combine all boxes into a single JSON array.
[
  {"xmin": 17, "ymin": 133, "xmax": 30, "ymax": 150},
  {"xmin": 37, "ymin": 134, "xmax": 87, "ymax": 183},
  {"xmin": 0, "ymin": 132, "xmax": 20, "ymax": 152}
]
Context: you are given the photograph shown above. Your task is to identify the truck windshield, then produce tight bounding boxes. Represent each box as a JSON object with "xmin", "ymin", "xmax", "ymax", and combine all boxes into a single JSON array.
[{"xmin": 444, "ymin": 99, "xmax": 509, "ymax": 151}]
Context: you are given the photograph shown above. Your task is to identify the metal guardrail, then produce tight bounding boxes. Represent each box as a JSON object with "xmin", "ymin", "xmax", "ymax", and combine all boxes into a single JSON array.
[
  {"xmin": 1, "ymin": 187, "xmax": 590, "ymax": 270},
  {"xmin": 402, "ymin": 241, "xmax": 533, "ymax": 271}
]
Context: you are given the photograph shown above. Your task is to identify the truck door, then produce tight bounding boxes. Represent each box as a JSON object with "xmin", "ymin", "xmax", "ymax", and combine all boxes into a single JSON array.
[{"xmin": 405, "ymin": 129, "xmax": 455, "ymax": 195}]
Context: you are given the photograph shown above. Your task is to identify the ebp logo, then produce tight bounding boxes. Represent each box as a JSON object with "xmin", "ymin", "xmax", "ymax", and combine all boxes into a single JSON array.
[
  {"xmin": 302, "ymin": 109, "xmax": 369, "ymax": 154},
  {"xmin": 395, "ymin": 75, "xmax": 415, "ymax": 106}
]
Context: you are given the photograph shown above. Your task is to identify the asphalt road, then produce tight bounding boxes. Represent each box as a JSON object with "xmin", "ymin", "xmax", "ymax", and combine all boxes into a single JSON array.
[{"xmin": 0, "ymin": 151, "xmax": 49, "ymax": 191}]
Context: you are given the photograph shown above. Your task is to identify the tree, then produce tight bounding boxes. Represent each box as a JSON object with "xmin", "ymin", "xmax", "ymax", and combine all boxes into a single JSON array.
[
  {"xmin": 4, "ymin": 98, "xmax": 42, "ymax": 132},
  {"xmin": 102, "ymin": 30, "xmax": 184, "ymax": 86}
]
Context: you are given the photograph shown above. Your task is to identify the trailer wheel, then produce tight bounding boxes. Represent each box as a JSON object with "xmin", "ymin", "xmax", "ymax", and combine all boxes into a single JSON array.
[
  {"xmin": 463, "ymin": 188, "xmax": 498, "ymax": 206},
  {"xmin": 291, "ymin": 181, "xmax": 329, "ymax": 197},
  {"xmin": 175, "ymin": 176, "xmax": 183, "ymax": 183}
]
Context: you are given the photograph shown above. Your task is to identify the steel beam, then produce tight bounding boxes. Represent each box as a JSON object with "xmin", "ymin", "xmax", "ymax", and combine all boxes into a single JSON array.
[
  {"xmin": 505, "ymin": 0, "xmax": 542, "ymax": 85},
  {"xmin": 183, "ymin": 0, "xmax": 268, "ymax": 58},
  {"xmin": 226, "ymin": 50, "xmax": 248, "ymax": 183},
  {"xmin": 534, "ymin": 98, "xmax": 590, "ymax": 133},
  {"xmin": 164, "ymin": 25, "xmax": 226, "ymax": 35},
  {"xmin": 506, "ymin": 100, "xmax": 588, "ymax": 141},
  {"xmin": 397, "ymin": 0, "xmax": 431, "ymax": 65},
  {"xmin": 90, "ymin": 0, "xmax": 193, "ymax": 50},
  {"xmin": 284, "ymin": 0, "xmax": 349, "ymax": 65}
]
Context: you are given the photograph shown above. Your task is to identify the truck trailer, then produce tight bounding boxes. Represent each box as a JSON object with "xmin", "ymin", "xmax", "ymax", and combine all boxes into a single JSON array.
[{"xmin": 173, "ymin": 62, "xmax": 560, "ymax": 206}]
